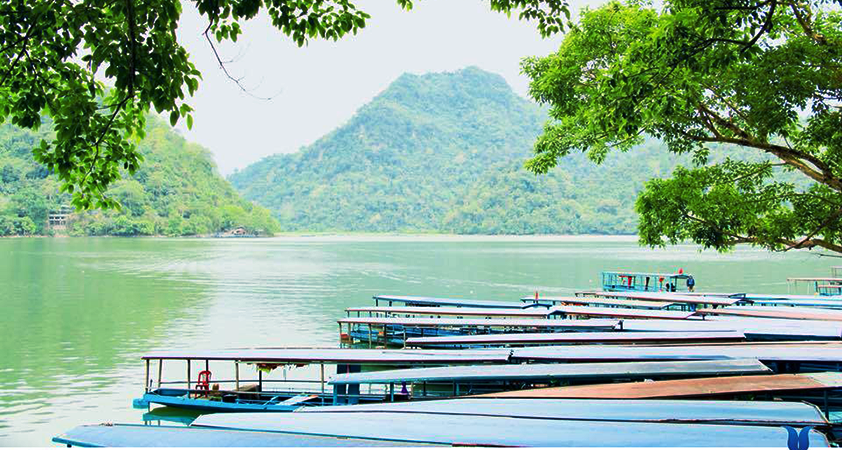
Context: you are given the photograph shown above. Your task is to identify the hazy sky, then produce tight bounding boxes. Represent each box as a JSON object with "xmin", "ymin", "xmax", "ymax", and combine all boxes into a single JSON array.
[{"xmin": 176, "ymin": 0, "xmax": 594, "ymax": 175}]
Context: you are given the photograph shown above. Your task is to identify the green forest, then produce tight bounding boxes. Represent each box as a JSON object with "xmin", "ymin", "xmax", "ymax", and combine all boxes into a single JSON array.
[
  {"xmin": 0, "ymin": 117, "xmax": 279, "ymax": 237},
  {"xmin": 231, "ymin": 67, "xmax": 690, "ymax": 234}
]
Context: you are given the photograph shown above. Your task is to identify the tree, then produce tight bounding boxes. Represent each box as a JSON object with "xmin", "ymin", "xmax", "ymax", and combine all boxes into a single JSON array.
[
  {"xmin": 0, "ymin": 0, "xmax": 568, "ymax": 210},
  {"xmin": 522, "ymin": 0, "xmax": 842, "ymax": 253}
]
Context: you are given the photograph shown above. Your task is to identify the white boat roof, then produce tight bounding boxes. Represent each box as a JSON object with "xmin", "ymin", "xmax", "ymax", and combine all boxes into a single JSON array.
[
  {"xmin": 338, "ymin": 316, "xmax": 619, "ymax": 329},
  {"xmin": 141, "ymin": 348, "xmax": 512, "ymax": 364},
  {"xmin": 345, "ymin": 306, "xmax": 555, "ymax": 317},
  {"xmin": 405, "ymin": 331, "xmax": 747, "ymax": 347},
  {"xmin": 328, "ymin": 359, "xmax": 771, "ymax": 384}
]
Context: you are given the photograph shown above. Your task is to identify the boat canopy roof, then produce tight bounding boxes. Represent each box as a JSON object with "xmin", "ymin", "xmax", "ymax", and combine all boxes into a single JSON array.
[
  {"xmin": 405, "ymin": 331, "xmax": 747, "ymax": 347},
  {"xmin": 372, "ymin": 295, "xmax": 528, "ymax": 309},
  {"xmin": 602, "ymin": 271, "xmax": 693, "ymax": 279},
  {"xmin": 697, "ymin": 306, "xmax": 842, "ymax": 322},
  {"xmin": 477, "ymin": 372, "xmax": 842, "ymax": 403},
  {"xmin": 53, "ymin": 424, "xmax": 419, "ymax": 448},
  {"xmin": 745, "ymin": 298, "xmax": 842, "ymax": 309},
  {"xmin": 300, "ymin": 397, "xmax": 829, "ymax": 427},
  {"xmin": 337, "ymin": 316, "xmax": 619, "ymax": 329},
  {"xmin": 140, "ymin": 348, "xmax": 513, "ymax": 364},
  {"xmin": 191, "ymin": 409, "xmax": 830, "ymax": 447},
  {"xmin": 552, "ymin": 305, "xmax": 695, "ymax": 320},
  {"xmin": 788, "ymin": 277, "xmax": 842, "ymax": 282},
  {"xmin": 328, "ymin": 358, "xmax": 771, "ymax": 385},
  {"xmin": 521, "ymin": 296, "xmax": 677, "ymax": 309},
  {"xmin": 510, "ymin": 343, "xmax": 842, "ymax": 363},
  {"xmin": 594, "ymin": 291, "xmax": 739, "ymax": 306},
  {"xmin": 345, "ymin": 306, "xmax": 555, "ymax": 318},
  {"xmin": 619, "ymin": 317, "xmax": 842, "ymax": 339}
]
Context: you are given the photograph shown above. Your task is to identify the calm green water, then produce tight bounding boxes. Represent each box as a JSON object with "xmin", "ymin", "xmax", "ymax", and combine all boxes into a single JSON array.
[{"xmin": 0, "ymin": 236, "xmax": 832, "ymax": 446}]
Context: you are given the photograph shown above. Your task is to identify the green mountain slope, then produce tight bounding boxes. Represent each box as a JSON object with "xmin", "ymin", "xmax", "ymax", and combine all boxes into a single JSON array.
[
  {"xmin": 230, "ymin": 67, "xmax": 692, "ymax": 235},
  {"xmin": 230, "ymin": 67, "xmax": 547, "ymax": 232},
  {"xmin": 0, "ymin": 117, "xmax": 279, "ymax": 236}
]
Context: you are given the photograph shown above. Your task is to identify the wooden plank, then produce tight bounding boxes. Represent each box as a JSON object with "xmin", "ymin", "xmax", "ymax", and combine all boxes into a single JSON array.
[{"xmin": 474, "ymin": 372, "xmax": 842, "ymax": 400}]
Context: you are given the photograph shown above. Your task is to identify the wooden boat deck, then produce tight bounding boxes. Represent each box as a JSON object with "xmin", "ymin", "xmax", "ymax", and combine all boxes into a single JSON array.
[{"xmin": 474, "ymin": 372, "xmax": 842, "ymax": 401}]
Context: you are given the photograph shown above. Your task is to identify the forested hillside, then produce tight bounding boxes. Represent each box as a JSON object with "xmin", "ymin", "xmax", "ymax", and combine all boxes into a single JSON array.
[
  {"xmin": 0, "ymin": 117, "xmax": 279, "ymax": 236},
  {"xmin": 231, "ymin": 67, "xmax": 691, "ymax": 234}
]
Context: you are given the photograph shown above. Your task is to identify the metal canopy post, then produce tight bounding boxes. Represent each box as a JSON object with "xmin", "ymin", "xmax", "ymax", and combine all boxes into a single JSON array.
[
  {"xmin": 320, "ymin": 363, "xmax": 325, "ymax": 394},
  {"xmin": 187, "ymin": 359, "xmax": 191, "ymax": 391},
  {"xmin": 157, "ymin": 359, "xmax": 163, "ymax": 388},
  {"xmin": 145, "ymin": 359, "xmax": 150, "ymax": 393},
  {"xmin": 235, "ymin": 361, "xmax": 240, "ymax": 391}
]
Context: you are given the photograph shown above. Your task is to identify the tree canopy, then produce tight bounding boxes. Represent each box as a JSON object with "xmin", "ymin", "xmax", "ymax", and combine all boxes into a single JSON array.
[
  {"xmin": 0, "ymin": 117, "xmax": 280, "ymax": 237},
  {"xmin": 0, "ymin": 0, "xmax": 569, "ymax": 210},
  {"xmin": 523, "ymin": 0, "xmax": 842, "ymax": 253}
]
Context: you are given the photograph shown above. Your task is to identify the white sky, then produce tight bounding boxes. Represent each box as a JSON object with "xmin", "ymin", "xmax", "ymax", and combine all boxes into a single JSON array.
[{"xmin": 176, "ymin": 0, "xmax": 595, "ymax": 175}]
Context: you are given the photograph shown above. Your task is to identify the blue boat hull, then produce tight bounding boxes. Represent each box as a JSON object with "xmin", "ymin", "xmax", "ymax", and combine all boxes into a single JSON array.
[{"xmin": 137, "ymin": 388, "xmax": 384, "ymax": 413}]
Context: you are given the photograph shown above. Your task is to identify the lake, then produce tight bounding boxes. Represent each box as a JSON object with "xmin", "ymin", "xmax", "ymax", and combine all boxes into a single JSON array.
[{"xmin": 0, "ymin": 236, "xmax": 833, "ymax": 446}]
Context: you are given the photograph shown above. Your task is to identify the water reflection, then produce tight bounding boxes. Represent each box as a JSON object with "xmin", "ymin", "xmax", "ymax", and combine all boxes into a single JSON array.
[{"xmin": 0, "ymin": 236, "xmax": 833, "ymax": 445}]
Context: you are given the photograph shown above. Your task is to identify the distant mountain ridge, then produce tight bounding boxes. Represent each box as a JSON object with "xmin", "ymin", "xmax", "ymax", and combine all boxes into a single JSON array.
[{"xmin": 230, "ymin": 67, "xmax": 682, "ymax": 234}]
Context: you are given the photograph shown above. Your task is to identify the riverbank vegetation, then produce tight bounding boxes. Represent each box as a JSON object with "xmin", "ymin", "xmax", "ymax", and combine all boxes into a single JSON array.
[{"xmin": 0, "ymin": 117, "xmax": 279, "ymax": 236}]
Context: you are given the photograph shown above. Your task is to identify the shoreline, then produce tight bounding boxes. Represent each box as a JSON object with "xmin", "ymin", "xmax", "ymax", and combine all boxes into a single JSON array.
[{"xmin": 0, "ymin": 233, "xmax": 641, "ymax": 241}]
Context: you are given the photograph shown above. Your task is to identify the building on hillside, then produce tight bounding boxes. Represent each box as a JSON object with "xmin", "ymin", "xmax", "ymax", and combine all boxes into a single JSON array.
[{"xmin": 47, "ymin": 205, "xmax": 73, "ymax": 232}]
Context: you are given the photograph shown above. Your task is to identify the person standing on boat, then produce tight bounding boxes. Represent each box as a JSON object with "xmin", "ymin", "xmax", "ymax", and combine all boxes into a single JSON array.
[{"xmin": 687, "ymin": 276, "xmax": 696, "ymax": 292}]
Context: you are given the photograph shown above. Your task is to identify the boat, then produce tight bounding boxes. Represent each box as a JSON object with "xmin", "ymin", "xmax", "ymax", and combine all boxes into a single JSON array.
[
  {"xmin": 345, "ymin": 305, "xmax": 559, "ymax": 319},
  {"xmin": 696, "ymin": 306, "xmax": 842, "ymax": 322},
  {"xmin": 589, "ymin": 290, "xmax": 739, "ymax": 309},
  {"xmin": 326, "ymin": 359, "xmax": 772, "ymax": 399},
  {"xmin": 521, "ymin": 295, "xmax": 678, "ymax": 310},
  {"xmin": 601, "ymin": 270, "xmax": 696, "ymax": 293},
  {"xmin": 372, "ymin": 294, "xmax": 534, "ymax": 309},
  {"xmin": 134, "ymin": 348, "xmax": 511, "ymax": 413},
  {"xmin": 788, "ymin": 277, "xmax": 842, "ymax": 296},
  {"xmin": 475, "ymin": 372, "xmax": 842, "ymax": 421},
  {"xmin": 509, "ymin": 343, "xmax": 842, "ymax": 371},
  {"xmin": 190, "ymin": 402, "xmax": 831, "ymax": 447},
  {"xmin": 405, "ymin": 330, "xmax": 747, "ymax": 348},
  {"xmin": 54, "ymin": 423, "xmax": 425, "ymax": 447},
  {"xmin": 337, "ymin": 316, "xmax": 619, "ymax": 346}
]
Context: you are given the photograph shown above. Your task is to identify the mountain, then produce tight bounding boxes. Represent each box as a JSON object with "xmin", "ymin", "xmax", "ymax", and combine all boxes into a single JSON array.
[
  {"xmin": 230, "ymin": 67, "xmax": 683, "ymax": 234},
  {"xmin": 0, "ymin": 117, "xmax": 279, "ymax": 236}
]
